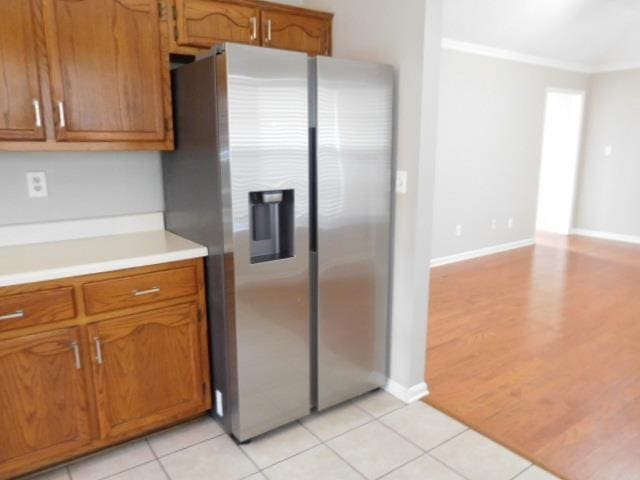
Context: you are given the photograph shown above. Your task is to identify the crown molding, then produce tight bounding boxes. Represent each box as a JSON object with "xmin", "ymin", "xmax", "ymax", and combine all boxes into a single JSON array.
[
  {"xmin": 441, "ymin": 38, "xmax": 594, "ymax": 73},
  {"xmin": 594, "ymin": 61, "xmax": 640, "ymax": 73}
]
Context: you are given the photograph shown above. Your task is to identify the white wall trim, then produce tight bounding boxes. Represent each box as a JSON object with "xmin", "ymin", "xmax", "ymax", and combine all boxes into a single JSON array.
[
  {"xmin": 571, "ymin": 228, "xmax": 640, "ymax": 245},
  {"xmin": 430, "ymin": 238, "xmax": 535, "ymax": 268},
  {"xmin": 595, "ymin": 61, "xmax": 640, "ymax": 74},
  {"xmin": 441, "ymin": 38, "xmax": 593, "ymax": 73},
  {"xmin": 385, "ymin": 380, "xmax": 429, "ymax": 403},
  {"xmin": 0, "ymin": 213, "xmax": 165, "ymax": 248}
]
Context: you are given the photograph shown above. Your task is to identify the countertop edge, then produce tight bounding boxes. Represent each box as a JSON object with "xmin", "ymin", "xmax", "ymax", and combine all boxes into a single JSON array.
[{"xmin": 0, "ymin": 246, "xmax": 209, "ymax": 288}]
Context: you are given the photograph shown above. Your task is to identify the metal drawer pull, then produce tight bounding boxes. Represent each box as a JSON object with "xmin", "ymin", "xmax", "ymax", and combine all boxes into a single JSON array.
[
  {"xmin": 0, "ymin": 310, "xmax": 24, "ymax": 321},
  {"xmin": 250, "ymin": 16, "xmax": 257, "ymax": 40},
  {"xmin": 71, "ymin": 341, "xmax": 82, "ymax": 370},
  {"xmin": 267, "ymin": 19, "xmax": 272, "ymax": 42},
  {"xmin": 133, "ymin": 287, "xmax": 161, "ymax": 297},
  {"xmin": 58, "ymin": 101, "xmax": 66, "ymax": 128},
  {"xmin": 33, "ymin": 99, "xmax": 42, "ymax": 127},
  {"xmin": 94, "ymin": 337, "xmax": 104, "ymax": 365}
]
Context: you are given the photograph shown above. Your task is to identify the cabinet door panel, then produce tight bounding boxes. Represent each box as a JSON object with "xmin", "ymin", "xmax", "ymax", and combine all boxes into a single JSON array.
[
  {"xmin": 0, "ymin": 328, "xmax": 91, "ymax": 473},
  {"xmin": 262, "ymin": 10, "xmax": 330, "ymax": 56},
  {"xmin": 176, "ymin": 0, "xmax": 260, "ymax": 48},
  {"xmin": 0, "ymin": 0, "xmax": 45, "ymax": 141},
  {"xmin": 88, "ymin": 303, "xmax": 205, "ymax": 440},
  {"xmin": 43, "ymin": 0, "xmax": 165, "ymax": 142}
]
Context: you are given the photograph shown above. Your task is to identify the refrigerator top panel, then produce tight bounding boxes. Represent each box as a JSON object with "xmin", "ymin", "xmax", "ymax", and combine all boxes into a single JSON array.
[
  {"xmin": 217, "ymin": 44, "xmax": 311, "ymax": 440},
  {"xmin": 313, "ymin": 56, "xmax": 394, "ymax": 410}
]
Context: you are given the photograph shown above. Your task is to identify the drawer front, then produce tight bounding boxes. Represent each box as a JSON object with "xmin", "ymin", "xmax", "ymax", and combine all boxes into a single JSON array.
[
  {"xmin": 83, "ymin": 266, "xmax": 198, "ymax": 315},
  {"xmin": 0, "ymin": 287, "xmax": 76, "ymax": 333}
]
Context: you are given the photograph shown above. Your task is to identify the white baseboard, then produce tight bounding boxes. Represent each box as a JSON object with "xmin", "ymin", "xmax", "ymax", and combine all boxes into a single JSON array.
[
  {"xmin": 570, "ymin": 228, "xmax": 640, "ymax": 245},
  {"xmin": 430, "ymin": 238, "xmax": 535, "ymax": 268},
  {"xmin": 0, "ymin": 212, "xmax": 165, "ymax": 248},
  {"xmin": 385, "ymin": 380, "xmax": 429, "ymax": 403}
]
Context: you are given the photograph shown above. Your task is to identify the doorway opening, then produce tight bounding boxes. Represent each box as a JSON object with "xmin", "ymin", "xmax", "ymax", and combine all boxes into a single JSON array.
[{"xmin": 535, "ymin": 89, "xmax": 585, "ymax": 235}]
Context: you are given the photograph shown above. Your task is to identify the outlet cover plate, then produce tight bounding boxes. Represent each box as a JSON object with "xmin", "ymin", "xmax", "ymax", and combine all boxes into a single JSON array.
[
  {"xmin": 396, "ymin": 170, "xmax": 408, "ymax": 194},
  {"xmin": 26, "ymin": 171, "xmax": 48, "ymax": 198}
]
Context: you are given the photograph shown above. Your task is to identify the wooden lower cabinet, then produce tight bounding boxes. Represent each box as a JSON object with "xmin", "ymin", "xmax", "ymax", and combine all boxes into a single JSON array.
[
  {"xmin": 0, "ymin": 328, "xmax": 92, "ymax": 476},
  {"xmin": 89, "ymin": 303, "xmax": 206, "ymax": 440},
  {"xmin": 0, "ymin": 259, "xmax": 211, "ymax": 480}
]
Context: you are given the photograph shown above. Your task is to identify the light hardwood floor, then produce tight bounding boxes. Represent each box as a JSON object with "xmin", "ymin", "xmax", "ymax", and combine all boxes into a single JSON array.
[{"xmin": 426, "ymin": 234, "xmax": 640, "ymax": 480}]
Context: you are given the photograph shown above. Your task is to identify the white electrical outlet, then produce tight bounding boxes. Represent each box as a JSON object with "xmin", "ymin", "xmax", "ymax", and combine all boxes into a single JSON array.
[
  {"xmin": 508, "ymin": 218, "xmax": 514, "ymax": 230},
  {"xmin": 395, "ymin": 170, "xmax": 408, "ymax": 194},
  {"xmin": 604, "ymin": 145, "xmax": 613, "ymax": 157},
  {"xmin": 455, "ymin": 225, "xmax": 462, "ymax": 237},
  {"xmin": 491, "ymin": 219, "xmax": 497, "ymax": 230},
  {"xmin": 26, "ymin": 171, "xmax": 48, "ymax": 198}
]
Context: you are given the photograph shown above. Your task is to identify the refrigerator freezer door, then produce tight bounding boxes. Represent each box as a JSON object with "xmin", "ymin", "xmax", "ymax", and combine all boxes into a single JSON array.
[
  {"xmin": 219, "ymin": 44, "xmax": 311, "ymax": 440},
  {"xmin": 314, "ymin": 57, "xmax": 394, "ymax": 410}
]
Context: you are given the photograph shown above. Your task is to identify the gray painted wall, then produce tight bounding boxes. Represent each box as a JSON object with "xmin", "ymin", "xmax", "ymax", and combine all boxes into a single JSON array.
[
  {"xmin": 431, "ymin": 50, "xmax": 589, "ymax": 259},
  {"xmin": 0, "ymin": 152, "xmax": 164, "ymax": 226},
  {"xmin": 574, "ymin": 69, "xmax": 640, "ymax": 237}
]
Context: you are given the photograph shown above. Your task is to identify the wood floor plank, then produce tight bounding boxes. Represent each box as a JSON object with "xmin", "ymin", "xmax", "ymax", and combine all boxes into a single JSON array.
[{"xmin": 426, "ymin": 234, "xmax": 640, "ymax": 480}]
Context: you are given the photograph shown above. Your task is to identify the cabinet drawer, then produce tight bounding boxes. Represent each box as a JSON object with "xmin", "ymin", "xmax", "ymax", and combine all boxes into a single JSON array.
[
  {"xmin": 83, "ymin": 266, "xmax": 198, "ymax": 315},
  {"xmin": 0, "ymin": 287, "xmax": 76, "ymax": 332}
]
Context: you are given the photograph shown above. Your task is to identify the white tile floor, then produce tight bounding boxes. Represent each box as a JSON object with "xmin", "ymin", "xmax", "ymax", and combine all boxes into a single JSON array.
[{"xmin": 23, "ymin": 391, "xmax": 561, "ymax": 480}]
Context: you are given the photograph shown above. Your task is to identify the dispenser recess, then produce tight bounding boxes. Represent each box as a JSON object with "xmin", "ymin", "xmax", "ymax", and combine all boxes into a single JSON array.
[{"xmin": 250, "ymin": 190, "xmax": 295, "ymax": 264}]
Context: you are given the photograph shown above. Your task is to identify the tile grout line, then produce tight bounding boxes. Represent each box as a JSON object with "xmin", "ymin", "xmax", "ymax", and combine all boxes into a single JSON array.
[
  {"xmin": 235, "ymin": 435, "xmax": 266, "ymax": 478},
  {"xmin": 507, "ymin": 463, "xmax": 535, "ymax": 480},
  {"xmin": 425, "ymin": 427, "xmax": 470, "ymax": 453},
  {"xmin": 372, "ymin": 452, "xmax": 427, "ymax": 480},
  {"xmin": 298, "ymin": 419, "xmax": 368, "ymax": 480},
  {"xmin": 306, "ymin": 415, "xmax": 378, "ymax": 443},
  {"xmin": 152, "ymin": 431, "xmax": 226, "ymax": 459},
  {"xmin": 145, "ymin": 438, "xmax": 172, "ymax": 480},
  {"xmin": 426, "ymin": 452, "xmax": 473, "ymax": 480},
  {"xmin": 95, "ymin": 459, "xmax": 160, "ymax": 480}
]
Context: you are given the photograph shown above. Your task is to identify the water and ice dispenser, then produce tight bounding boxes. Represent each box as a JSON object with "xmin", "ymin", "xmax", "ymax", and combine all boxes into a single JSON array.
[{"xmin": 249, "ymin": 190, "xmax": 295, "ymax": 264}]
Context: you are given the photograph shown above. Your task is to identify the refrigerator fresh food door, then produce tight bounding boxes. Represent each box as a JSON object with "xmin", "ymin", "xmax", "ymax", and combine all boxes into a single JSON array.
[
  {"xmin": 218, "ymin": 44, "xmax": 311, "ymax": 440},
  {"xmin": 313, "ymin": 57, "xmax": 394, "ymax": 410}
]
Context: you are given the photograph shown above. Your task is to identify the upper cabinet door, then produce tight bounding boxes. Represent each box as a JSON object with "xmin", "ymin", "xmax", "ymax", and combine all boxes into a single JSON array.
[
  {"xmin": 88, "ymin": 303, "xmax": 206, "ymax": 440},
  {"xmin": 175, "ymin": 0, "xmax": 261, "ymax": 49},
  {"xmin": 0, "ymin": 1, "xmax": 45, "ymax": 141},
  {"xmin": 0, "ymin": 328, "xmax": 92, "ymax": 477},
  {"xmin": 43, "ymin": 0, "xmax": 166, "ymax": 142},
  {"xmin": 261, "ymin": 9, "xmax": 331, "ymax": 56}
]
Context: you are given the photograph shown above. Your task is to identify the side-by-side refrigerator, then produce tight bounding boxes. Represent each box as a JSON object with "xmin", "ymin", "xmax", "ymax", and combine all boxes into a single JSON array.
[{"xmin": 163, "ymin": 43, "xmax": 393, "ymax": 442}]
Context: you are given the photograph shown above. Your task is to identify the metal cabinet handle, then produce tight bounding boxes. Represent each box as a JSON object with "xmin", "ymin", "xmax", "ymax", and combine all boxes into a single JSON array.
[
  {"xmin": 133, "ymin": 287, "xmax": 161, "ymax": 297},
  {"xmin": 266, "ymin": 19, "xmax": 272, "ymax": 42},
  {"xmin": 57, "ymin": 101, "xmax": 66, "ymax": 128},
  {"xmin": 0, "ymin": 310, "xmax": 24, "ymax": 321},
  {"xmin": 250, "ymin": 16, "xmax": 257, "ymax": 41},
  {"xmin": 33, "ymin": 99, "xmax": 42, "ymax": 128},
  {"xmin": 94, "ymin": 337, "xmax": 104, "ymax": 365},
  {"xmin": 71, "ymin": 341, "xmax": 82, "ymax": 370}
]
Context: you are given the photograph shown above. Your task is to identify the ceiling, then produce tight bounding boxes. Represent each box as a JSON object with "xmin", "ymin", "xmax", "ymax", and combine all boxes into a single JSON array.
[{"xmin": 442, "ymin": 0, "xmax": 640, "ymax": 71}]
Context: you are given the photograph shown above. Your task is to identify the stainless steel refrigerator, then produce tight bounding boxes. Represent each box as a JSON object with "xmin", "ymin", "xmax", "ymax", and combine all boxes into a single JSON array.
[{"xmin": 163, "ymin": 43, "xmax": 393, "ymax": 442}]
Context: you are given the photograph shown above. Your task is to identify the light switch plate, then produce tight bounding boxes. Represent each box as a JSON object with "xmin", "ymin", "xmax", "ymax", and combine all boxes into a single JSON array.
[
  {"xmin": 396, "ymin": 170, "xmax": 408, "ymax": 194},
  {"xmin": 26, "ymin": 171, "xmax": 48, "ymax": 198},
  {"xmin": 604, "ymin": 145, "xmax": 613, "ymax": 157}
]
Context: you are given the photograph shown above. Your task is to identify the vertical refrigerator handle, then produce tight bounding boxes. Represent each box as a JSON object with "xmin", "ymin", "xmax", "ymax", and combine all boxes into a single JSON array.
[{"xmin": 309, "ymin": 127, "xmax": 318, "ymax": 253}]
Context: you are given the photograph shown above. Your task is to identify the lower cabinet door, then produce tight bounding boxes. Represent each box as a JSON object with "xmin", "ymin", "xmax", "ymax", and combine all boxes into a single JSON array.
[
  {"xmin": 88, "ymin": 303, "xmax": 206, "ymax": 440},
  {"xmin": 0, "ymin": 328, "xmax": 92, "ymax": 477}
]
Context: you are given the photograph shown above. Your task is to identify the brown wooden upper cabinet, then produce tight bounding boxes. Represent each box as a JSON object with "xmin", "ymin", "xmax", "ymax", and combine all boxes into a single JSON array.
[
  {"xmin": 0, "ymin": 1, "xmax": 45, "ymax": 141},
  {"xmin": 0, "ymin": 0, "xmax": 173, "ymax": 151},
  {"xmin": 174, "ymin": 0, "xmax": 261, "ymax": 49},
  {"xmin": 43, "ymin": 0, "xmax": 167, "ymax": 143},
  {"xmin": 168, "ymin": 0, "xmax": 332, "ymax": 56},
  {"xmin": 261, "ymin": 8, "xmax": 331, "ymax": 56}
]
